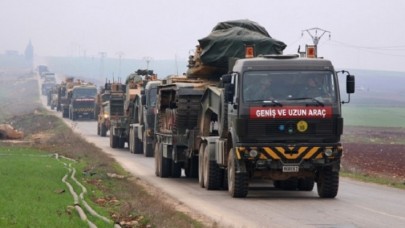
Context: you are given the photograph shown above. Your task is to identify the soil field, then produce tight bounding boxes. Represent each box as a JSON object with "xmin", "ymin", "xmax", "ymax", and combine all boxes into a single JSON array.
[{"xmin": 342, "ymin": 126, "xmax": 405, "ymax": 181}]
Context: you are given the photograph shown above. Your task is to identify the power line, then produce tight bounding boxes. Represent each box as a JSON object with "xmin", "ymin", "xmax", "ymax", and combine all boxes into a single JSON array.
[{"xmin": 325, "ymin": 40, "xmax": 405, "ymax": 57}]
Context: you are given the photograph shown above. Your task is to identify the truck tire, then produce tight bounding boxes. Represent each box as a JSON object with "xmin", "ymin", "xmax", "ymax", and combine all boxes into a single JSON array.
[
  {"xmin": 143, "ymin": 131, "xmax": 153, "ymax": 157},
  {"xmin": 185, "ymin": 155, "xmax": 198, "ymax": 178},
  {"xmin": 171, "ymin": 159, "xmax": 182, "ymax": 178},
  {"xmin": 134, "ymin": 131, "xmax": 143, "ymax": 154},
  {"xmin": 154, "ymin": 142, "xmax": 161, "ymax": 177},
  {"xmin": 298, "ymin": 178, "xmax": 315, "ymax": 191},
  {"xmin": 110, "ymin": 130, "xmax": 118, "ymax": 148},
  {"xmin": 62, "ymin": 109, "xmax": 69, "ymax": 118},
  {"xmin": 97, "ymin": 124, "xmax": 100, "ymax": 136},
  {"xmin": 227, "ymin": 148, "xmax": 248, "ymax": 198},
  {"xmin": 100, "ymin": 124, "xmax": 107, "ymax": 137},
  {"xmin": 218, "ymin": 93, "xmax": 228, "ymax": 138},
  {"xmin": 143, "ymin": 142, "xmax": 153, "ymax": 157},
  {"xmin": 203, "ymin": 144, "xmax": 221, "ymax": 190},
  {"xmin": 159, "ymin": 144, "xmax": 171, "ymax": 178},
  {"xmin": 317, "ymin": 167, "xmax": 339, "ymax": 198},
  {"xmin": 118, "ymin": 137, "xmax": 126, "ymax": 148},
  {"xmin": 198, "ymin": 143, "xmax": 206, "ymax": 188}
]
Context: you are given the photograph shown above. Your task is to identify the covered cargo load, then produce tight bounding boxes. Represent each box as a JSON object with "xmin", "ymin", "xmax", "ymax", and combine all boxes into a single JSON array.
[{"xmin": 187, "ymin": 19, "xmax": 286, "ymax": 79}]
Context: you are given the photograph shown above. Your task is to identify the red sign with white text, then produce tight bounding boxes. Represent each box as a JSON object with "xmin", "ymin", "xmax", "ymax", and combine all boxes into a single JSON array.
[{"xmin": 250, "ymin": 106, "xmax": 333, "ymax": 119}]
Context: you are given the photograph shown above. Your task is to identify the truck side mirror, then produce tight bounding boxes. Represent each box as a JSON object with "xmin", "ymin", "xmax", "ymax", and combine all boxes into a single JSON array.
[
  {"xmin": 346, "ymin": 75, "xmax": 355, "ymax": 94},
  {"xmin": 224, "ymin": 83, "xmax": 234, "ymax": 103},
  {"xmin": 141, "ymin": 95, "xmax": 146, "ymax": 106}
]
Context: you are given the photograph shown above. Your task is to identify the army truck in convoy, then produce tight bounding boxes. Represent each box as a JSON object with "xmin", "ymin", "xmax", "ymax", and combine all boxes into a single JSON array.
[
  {"xmin": 153, "ymin": 20, "xmax": 355, "ymax": 198},
  {"xmin": 68, "ymin": 83, "xmax": 97, "ymax": 120},
  {"xmin": 96, "ymin": 81, "xmax": 112, "ymax": 137},
  {"xmin": 109, "ymin": 70, "xmax": 159, "ymax": 150},
  {"xmin": 59, "ymin": 77, "xmax": 75, "ymax": 116},
  {"xmin": 128, "ymin": 73, "xmax": 161, "ymax": 156},
  {"xmin": 110, "ymin": 72, "xmax": 142, "ymax": 148}
]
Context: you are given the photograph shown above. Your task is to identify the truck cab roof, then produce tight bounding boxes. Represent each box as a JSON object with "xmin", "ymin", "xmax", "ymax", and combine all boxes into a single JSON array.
[{"xmin": 233, "ymin": 55, "xmax": 334, "ymax": 72}]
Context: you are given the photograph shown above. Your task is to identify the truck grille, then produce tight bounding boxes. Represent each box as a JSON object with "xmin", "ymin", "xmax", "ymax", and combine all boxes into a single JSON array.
[{"xmin": 247, "ymin": 119, "xmax": 336, "ymax": 137}]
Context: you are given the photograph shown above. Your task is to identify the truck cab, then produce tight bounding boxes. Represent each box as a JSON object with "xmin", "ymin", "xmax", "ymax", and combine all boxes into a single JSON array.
[{"xmin": 218, "ymin": 54, "xmax": 355, "ymax": 197}]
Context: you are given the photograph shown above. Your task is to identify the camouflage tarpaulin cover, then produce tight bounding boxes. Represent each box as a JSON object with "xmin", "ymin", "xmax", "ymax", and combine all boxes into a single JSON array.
[{"xmin": 198, "ymin": 19, "xmax": 286, "ymax": 68}]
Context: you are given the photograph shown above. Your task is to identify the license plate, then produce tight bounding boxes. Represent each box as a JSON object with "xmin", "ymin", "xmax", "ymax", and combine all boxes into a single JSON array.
[{"xmin": 282, "ymin": 166, "xmax": 299, "ymax": 172}]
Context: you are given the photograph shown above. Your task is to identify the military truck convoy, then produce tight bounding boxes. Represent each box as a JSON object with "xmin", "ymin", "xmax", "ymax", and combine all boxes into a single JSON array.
[
  {"xmin": 38, "ymin": 19, "xmax": 355, "ymax": 199},
  {"xmin": 39, "ymin": 73, "xmax": 98, "ymax": 121},
  {"xmin": 108, "ymin": 70, "xmax": 160, "ymax": 152},
  {"xmin": 151, "ymin": 19, "xmax": 355, "ymax": 198}
]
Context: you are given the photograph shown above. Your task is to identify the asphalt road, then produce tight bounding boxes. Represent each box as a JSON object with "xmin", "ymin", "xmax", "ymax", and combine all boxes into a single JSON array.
[{"xmin": 55, "ymin": 118, "xmax": 403, "ymax": 228}]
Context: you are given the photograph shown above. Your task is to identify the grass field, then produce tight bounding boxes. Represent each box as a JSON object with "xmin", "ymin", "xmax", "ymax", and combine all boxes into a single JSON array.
[
  {"xmin": 342, "ymin": 106, "xmax": 405, "ymax": 127},
  {"xmin": 0, "ymin": 147, "xmax": 111, "ymax": 227}
]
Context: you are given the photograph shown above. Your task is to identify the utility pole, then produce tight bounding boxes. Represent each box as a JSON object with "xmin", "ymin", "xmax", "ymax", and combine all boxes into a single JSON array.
[
  {"xmin": 143, "ymin": 56, "xmax": 153, "ymax": 74},
  {"xmin": 301, "ymin": 27, "xmax": 331, "ymax": 58}
]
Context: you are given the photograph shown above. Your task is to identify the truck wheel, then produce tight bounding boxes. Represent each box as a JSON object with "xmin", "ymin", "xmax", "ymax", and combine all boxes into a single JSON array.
[
  {"xmin": 118, "ymin": 137, "xmax": 126, "ymax": 148},
  {"xmin": 97, "ymin": 124, "xmax": 100, "ymax": 136},
  {"xmin": 154, "ymin": 142, "xmax": 161, "ymax": 177},
  {"xmin": 227, "ymin": 148, "xmax": 248, "ymax": 198},
  {"xmin": 63, "ymin": 109, "xmax": 69, "ymax": 118},
  {"xmin": 110, "ymin": 131, "xmax": 118, "ymax": 148},
  {"xmin": 198, "ymin": 143, "xmax": 206, "ymax": 188},
  {"xmin": 143, "ymin": 131, "xmax": 153, "ymax": 157},
  {"xmin": 171, "ymin": 159, "xmax": 182, "ymax": 178},
  {"xmin": 203, "ymin": 144, "xmax": 221, "ymax": 190},
  {"xmin": 134, "ymin": 131, "xmax": 143, "ymax": 154},
  {"xmin": 72, "ymin": 112, "xmax": 77, "ymax": 121},
  {"xmin": 100, "ymin": 124, "xmax": 107, "ymax": 137},
  {"xmin": 185, "ymin": 155, "xmax": 198, "ymax": 178},
  {"xmin": 159, "ymin": 144, "xmax": 171, "ymax": 178},
  {"xmin": 317, "ymin": 167, "xmax": 339, "ymax": 198},
  {"xmin": 298, "ymin": 178, "xmax": 315, "ymax": 191}
]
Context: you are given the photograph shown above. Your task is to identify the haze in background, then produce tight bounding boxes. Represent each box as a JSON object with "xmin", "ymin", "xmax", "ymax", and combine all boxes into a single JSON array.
[{"xmin": 1, "ymin": 0, "xmax": 405, "ymax": 73}]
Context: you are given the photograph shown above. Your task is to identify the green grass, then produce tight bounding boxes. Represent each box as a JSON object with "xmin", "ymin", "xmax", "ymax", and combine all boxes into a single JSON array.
[
  {"xmin": 342, "ymin": 106, "xmax": 405, "ymax": 127},
  {"xmin": 0, "ymin": 147, "xmax": 111, "ymax": 227},
  {"xmin": 341, "ymin": 170, "xmax": 405, "ymax": 190}
]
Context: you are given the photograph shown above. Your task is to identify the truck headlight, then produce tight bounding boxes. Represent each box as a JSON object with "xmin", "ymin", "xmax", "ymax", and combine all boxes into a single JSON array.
[
  {"xmin": 104, "ymin": 114, "xmax": 109, "ymax": 118},
  {"xmin": 324, "ymin": 148, "xmax": 333, "ymax": 157},
  {"xmin": 249, "ymin": 149, "xmax": 258, "ymax": 158}
]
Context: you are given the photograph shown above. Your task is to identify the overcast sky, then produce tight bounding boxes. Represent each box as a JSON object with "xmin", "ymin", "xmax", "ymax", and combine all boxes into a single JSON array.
[{"xmin": 1, "ymin": 0, "xmax": 405, "ymax": 72}]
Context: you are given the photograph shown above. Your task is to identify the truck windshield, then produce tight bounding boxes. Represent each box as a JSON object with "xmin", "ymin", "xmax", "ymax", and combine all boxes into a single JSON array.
[
  {"xmin": 72, "ymin": 88, "xmax": 97, "ymax": 98},
  {"xmin": 243, "ymin": 71, "xmax": 337, "ymax": 103}
]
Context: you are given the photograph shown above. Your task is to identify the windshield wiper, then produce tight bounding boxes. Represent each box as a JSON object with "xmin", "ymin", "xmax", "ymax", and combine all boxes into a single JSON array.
[{"xmin": 288, "ymin": 97, "xmax": 324, "ymax": 107}]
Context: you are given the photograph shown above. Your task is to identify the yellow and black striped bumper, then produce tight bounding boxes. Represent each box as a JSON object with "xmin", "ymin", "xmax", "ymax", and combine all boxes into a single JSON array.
[{"xmin": 236, "ymin": 145, "xmax": 342, "ymax": 162}]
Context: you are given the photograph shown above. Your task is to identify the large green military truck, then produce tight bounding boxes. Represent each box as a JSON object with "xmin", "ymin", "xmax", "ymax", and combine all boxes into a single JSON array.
[
  {"xmin": 110, "ymin": 72, "xmax": 142, "ymax": 148},
  {"xmin": 68, "ymin": 84, "xmax": 97, "ymax": 120},
  {"xmin": 153, "ymin": 20, "xmax": 355, "ymax": 198},
  {"xmin": 128, "ymin": 74, "xmax": 161, "ymax": 156},
  {"xmin": 107, "ymin": 82, "xmax": 127, "ymax": 147}
]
